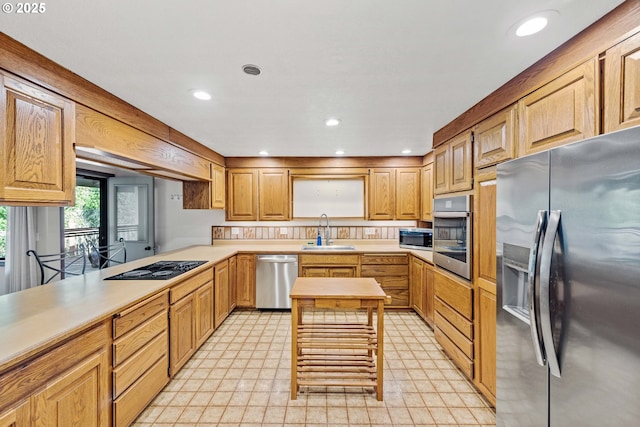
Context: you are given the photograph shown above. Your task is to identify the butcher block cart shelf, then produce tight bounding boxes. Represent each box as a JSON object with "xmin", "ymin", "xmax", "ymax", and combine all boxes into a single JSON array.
[{"xmin": 289, "ymin": 277, "xmax": 390, "ymax": 401}]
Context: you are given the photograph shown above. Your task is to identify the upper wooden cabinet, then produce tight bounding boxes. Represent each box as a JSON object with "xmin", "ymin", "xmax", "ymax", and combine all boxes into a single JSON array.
[
  {"xmin": 227, "ymin": 168, "xmax": 290, "ymax": 221},
  {"xmin": 421, "ymin": 163, "xmax": 433, "ymax": 221},
  {"xmin": 226, "ymin": 169, "xmax": 258, "ymax": 221},
  {"xmin": 368, "ymin": 168, "xmax": 395, "ymax": 220},
  {"xmin": 369, "ymin": 167, "xmax": 420, "ymax": 220},
  {"xmin": 473, "ymin": 104, "xmax": 517, "ymax": 169},
  {"xmin": 211, "ymin": 163, "xmax": 226, "ymax": 209},
  {"xmin": 183, "ymin": 162, "xmax": 226, "ymax": 210},
  {"xmin": 604, "ymin": 31, "xmax": 640, "ymax": 133},
  {"xmin": 0, "ymin": 72, "xmax": 75, "ymax": 206},
  {"xmin": 258, "ymin": 169, "xmax": 290, "ymax": 220},
  {"xmin": 434, "ymin": 130, "xmax": 473, "ymax": 195},
  {"xmin": 518, "ymin": 58, "xmax": 598, "ymax": 156},
  {"xmin": 395, "ymin": 168, "xmax": 421, "ymax": 219}
]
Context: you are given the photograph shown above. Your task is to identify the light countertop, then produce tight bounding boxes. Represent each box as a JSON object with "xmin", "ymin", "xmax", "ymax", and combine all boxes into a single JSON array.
[{"xmin": 0, "ymin": 241, "xmax": 431, "ymax": 372}]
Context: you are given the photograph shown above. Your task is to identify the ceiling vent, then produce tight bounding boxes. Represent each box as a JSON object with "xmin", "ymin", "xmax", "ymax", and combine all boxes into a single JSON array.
[{"xmin": 242, "ymin": 64, "xmax": 261, "ymax": 76}]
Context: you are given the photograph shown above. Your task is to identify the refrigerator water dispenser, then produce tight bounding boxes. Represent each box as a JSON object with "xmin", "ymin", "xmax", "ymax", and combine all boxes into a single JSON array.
[{"xmin": 501, "ymin": 243, "xmax": 532, "ymax": 324}]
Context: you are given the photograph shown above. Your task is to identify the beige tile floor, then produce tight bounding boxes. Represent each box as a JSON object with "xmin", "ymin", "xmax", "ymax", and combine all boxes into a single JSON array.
[{"xmin": 133, "ymin": 310, "xmax": 495, "ymax": 427}]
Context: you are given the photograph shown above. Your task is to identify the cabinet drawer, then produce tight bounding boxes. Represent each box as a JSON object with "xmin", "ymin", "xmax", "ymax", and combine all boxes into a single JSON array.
[
  {"xmin": 113, "ymin": 355, "xmax": 169, "ymax": 427},
  {"xmin": 113, "ymin": 311, "xmax": 167, "ymax": 366},
  {"xmin": 113, "ymin": 292, "xmax": 168, "ymax": 339},
  {"xmin": 435, "ymin": 326, "xmax": 473, "ymax": 379},
  {"xmin": 170, "ymin": 268, "xmax": 213, "ymax": 303},
  {"xmin": 360, "ymin": 264, "xmax": 409, "ymax": 276},
  {"xmin": 315, "ymin": 299, "xmax": 363, "ymax": 309},
  {"xmin": 113, "ymin": 331, "xmax": 168, "ymax": 398},
  {"xmin": 435, "ymin": 312, "xmax": 473, "ymax": 358},
  {"xmin": 299, "ymin": 254, "xmax": 359, "ymax": 265},
  {"xmin": 434, "ymin": 297, "xmax": 473, "ymax": 339},
  {"xmin": 374, "ymin": 276, "xmax": 409, "ymax": 288},
  {"xmin": 360, "ymin": 254, "xmax": 408, "ymax": 265},
  {"xmin": 434, "ymin": 271, "xmax": 472, "ymax": 320},
  {"xmin": 383, "ymin": 288, "xmax": 409, "ymax": 307}
]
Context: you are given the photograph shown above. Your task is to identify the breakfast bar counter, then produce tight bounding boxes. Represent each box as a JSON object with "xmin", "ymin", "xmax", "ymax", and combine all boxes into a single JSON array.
[{"xmin": 289, "ymin": 277, "xmax": 390, "ymax": 401}]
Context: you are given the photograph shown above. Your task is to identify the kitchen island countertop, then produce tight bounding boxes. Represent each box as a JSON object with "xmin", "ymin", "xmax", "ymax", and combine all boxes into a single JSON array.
[{"xmin": 0, "ymin": 242, "xmax": 432, "ymax": 372}]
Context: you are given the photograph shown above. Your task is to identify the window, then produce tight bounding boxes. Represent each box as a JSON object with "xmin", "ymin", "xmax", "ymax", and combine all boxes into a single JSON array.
[{"xmin": 0, "ymin": 205, "xmax": 6, "ymax": 260}]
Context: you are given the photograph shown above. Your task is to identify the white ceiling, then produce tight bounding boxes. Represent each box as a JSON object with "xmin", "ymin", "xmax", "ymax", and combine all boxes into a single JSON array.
[{"xmin": 0, "ymin": 0, "xmax": 624, "ymax": 158}]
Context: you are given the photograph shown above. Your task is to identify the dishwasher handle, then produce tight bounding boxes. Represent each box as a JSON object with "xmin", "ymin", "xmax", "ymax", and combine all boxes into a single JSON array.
[{"xmin": 256, "ymin": 255, "xmax": 298, "ymax": 263}]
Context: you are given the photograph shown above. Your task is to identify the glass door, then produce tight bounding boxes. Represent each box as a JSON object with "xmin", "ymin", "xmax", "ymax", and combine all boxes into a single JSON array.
[{"xmin": 108, "ymin": 176, "xmax": 155, "ymax": 262}]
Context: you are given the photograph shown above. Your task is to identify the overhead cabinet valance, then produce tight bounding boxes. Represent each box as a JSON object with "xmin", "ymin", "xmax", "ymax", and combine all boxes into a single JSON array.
[{"xmin": 75, "ymin": 105, "xmax": 210, "ymax": 181}]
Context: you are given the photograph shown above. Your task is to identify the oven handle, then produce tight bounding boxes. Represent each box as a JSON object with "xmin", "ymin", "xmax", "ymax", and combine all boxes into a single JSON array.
[{"xmin": 432, "ymin": 211, "xmax": 470, "ymax": 218}]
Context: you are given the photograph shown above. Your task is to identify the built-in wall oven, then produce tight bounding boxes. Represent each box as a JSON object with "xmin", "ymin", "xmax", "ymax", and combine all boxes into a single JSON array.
[{"xmin": 432, "ymin": 195, "xmax": 472, "ymax": 280}]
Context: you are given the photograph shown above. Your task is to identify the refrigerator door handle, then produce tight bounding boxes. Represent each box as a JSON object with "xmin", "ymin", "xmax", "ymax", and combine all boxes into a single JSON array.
[
  {"xmin": 527, "ymin": 210, "xmax": 547, "ymax": 367},
  {"xmin": 540, "ymin": 209, "xmax": 562, "ymax": 378}
]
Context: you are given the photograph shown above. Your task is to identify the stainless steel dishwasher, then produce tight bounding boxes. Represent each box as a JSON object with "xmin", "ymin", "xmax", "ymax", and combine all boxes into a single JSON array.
[{"xmin": 255, "ymin": 254, "xmax": 298, "ymax": 309}]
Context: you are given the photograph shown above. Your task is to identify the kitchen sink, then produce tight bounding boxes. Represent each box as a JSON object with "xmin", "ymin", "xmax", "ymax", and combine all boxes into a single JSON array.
[{"xmin": 301, "ymin": 245, "xmax": 356, "ymax": 251}]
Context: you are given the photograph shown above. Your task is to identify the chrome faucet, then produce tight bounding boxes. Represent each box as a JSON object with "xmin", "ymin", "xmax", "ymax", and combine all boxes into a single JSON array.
[{"xmin": 319, "ymin": 213, "xmax": 331, "ymax": 245}]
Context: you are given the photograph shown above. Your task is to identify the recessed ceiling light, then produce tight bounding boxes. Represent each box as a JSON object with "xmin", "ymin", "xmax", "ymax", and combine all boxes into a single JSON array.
[
  {"xmin": 402, "ymin": 149, "xmax": 412, "ymax": 154},
  {"xmin": 325, "ymin": 118, "xmax": 341, "ymax": 127},
  {"xmin": 259, "ymin": 150, "xmax": 269, "ymax": 156},
  {"xmin": 192, "ymin": 90, "xmax": 211, "ymax": 100},
  {"xmin": 242, "ymin": 64, "xmax": 262, "ymax": 76},
  {"xmin": 511, "ymin": 10, "xmax": 558, "ymax": 38},
  {"xmin": 335, "ymin": 150, "xmax": 345, "ymax": 155},
  {"xmin": 516, "ymin": 17, "xmax": 548, "ymax": 36}
]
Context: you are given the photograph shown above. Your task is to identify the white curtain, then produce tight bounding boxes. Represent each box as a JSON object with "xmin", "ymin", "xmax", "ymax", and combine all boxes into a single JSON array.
[{"xmin": 5, "ymin": 206, "xmax": 39, "ymax": 294}]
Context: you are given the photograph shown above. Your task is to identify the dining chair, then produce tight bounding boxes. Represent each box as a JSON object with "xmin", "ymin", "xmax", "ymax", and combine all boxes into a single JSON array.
[
  {"xmin": 88, "ymin": 238, "xmax": 126, "ymax": 269},
  {"xmin": 26, "ymin": 245, "xmax": 87, "ymax": 285}
]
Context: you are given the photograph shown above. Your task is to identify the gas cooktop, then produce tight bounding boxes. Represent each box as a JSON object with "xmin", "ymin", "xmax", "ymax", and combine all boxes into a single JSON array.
[{"xmin": 105, "ymin": 260, "xmax": 207, "ymax": 280}]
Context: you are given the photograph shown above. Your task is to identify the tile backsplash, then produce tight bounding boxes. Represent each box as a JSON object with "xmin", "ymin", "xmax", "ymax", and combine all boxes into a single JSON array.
[{"xmin": 211, "ymin": 226, "xmax": 401, "ymax": 241}]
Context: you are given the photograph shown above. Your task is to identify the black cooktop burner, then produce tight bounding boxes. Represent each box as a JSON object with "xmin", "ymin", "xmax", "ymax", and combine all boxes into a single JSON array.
[{"xmin": 105, "ymin": 260, "xmax": 207, "ymax": 280}]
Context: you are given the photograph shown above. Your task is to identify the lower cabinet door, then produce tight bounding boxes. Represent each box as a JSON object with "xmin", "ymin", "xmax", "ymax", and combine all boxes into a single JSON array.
[
  {"xmin": 170, "ymin": 294, "xmax": 196, "ymax": 376},
  {"xmin": 33, "ymin": 351, "xmax": 109, "ymax": 427}
]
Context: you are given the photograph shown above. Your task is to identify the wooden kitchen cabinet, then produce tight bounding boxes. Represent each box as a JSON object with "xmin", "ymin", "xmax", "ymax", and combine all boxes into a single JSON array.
[
  {"xmin": 0, "ymin": 322, "xmax": 110, "ymax": 427},
  {"xmin": 214, "ymin": 260, "xmax": 230, "ymax": 328},
  {"xmin": 475, "ymin": 282, "xmax": 497, "ymax": 406},
  {"xmin": 473, "ymin": 104, "xmax": 517, "ymax": 169},
  {"xmin": 211, "ymin": 163, "xmax": 226, "ymax": 209},
  {"xmin": 182, "ymin": 162, "xmax": 225, "ymax": 210},
  {"xmin": 196, "ymin": 280, "xmax": 214, "ymax": 344},
  {"xmin": 299, "ymin": 254, "xmax": 360, "ymax": 278},
  {"xmin": 395, "ymin": 168, "xmax": 421, "ymax": 219},
  {"xmin": 421, "ymin": 162, "xmax": 433, "ymax": 221},
  {"xmin": 0, "ymin": 72, "xmax": 75, "ymax": 206},
  {"xmin": 604, "ymin": 31, "xmax": 640, "ymax": 133},
  {"xmin": 369, "ymin": 168, "xmax": 420, "ymax": 220},
  {"xmin": 434, "ymin": 130, "xmax": 473, "ymax": 194},
  {"xmin": 518, "ymin": 58, "xmax": 598, "ymax": 156},
  {"xmin": 226, "ymin": 169, "xmax": 258, "ymax": 220},
  {"xmin": 228, "ymin": 255, "xmax": 237, "ymax": 312},
  {"xmin": 410, "ymin": 256, "xmax": 435, "ymax": 325},
  {"xmin": 411, "ymin": 256, "xmax": 426, "ymax": 319},
  {"xmin": 112, "ymin": 292, "xmax": 169, "ymax": 427},
  {"xmin": 361, "ymin": 254, "xmax": 409, "ymax": 308},
  {"xmin": 368, "ymin": 168, "xmax": 395, "ymax": 219},
  {"xmin": 473, "ymin": 169, "xmax": 497, "ymax": 405},
  {"xmin": 236, "ymin": 254, "xmax": 256, "ymax": 307},
  {"xmin": 434, "ymin": 269, "xmax": 474, "ymax": 379},
  {"xmin": 0, "ymin": 400, "xmax": 29, "ymax": 427},
  {"xmin": 34, "ymin": 351, "xmax": 109, "ymax": 427},
  {"xmin": 169, "ymin": 268, "xmax": 214, "ymax": 375},
  {"xmin": 258, "ymin": 169, "xmax": 290, "ymax": 220}
]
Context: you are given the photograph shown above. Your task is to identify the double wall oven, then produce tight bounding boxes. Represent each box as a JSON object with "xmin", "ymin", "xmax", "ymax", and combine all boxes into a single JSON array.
[{"xmin": 432, "ymin": 195, "xmax": 472, "ymax": 280}]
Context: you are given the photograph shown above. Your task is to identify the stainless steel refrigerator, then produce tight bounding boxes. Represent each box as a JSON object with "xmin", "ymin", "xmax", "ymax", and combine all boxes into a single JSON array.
[{"xmin": 496, "ymin": 126, "xmax": 640, "ymax": 426}]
